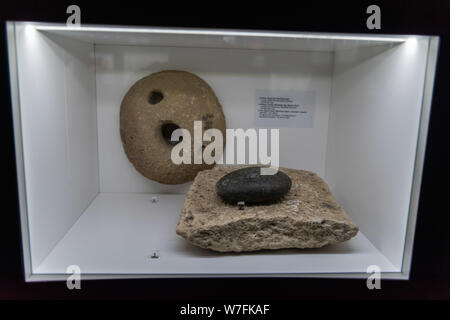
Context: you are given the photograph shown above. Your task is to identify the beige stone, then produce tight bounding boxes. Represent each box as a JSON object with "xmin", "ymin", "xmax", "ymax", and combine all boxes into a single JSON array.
[
  {"xmin": 120, "ymin": 70, "xmax": 226, "ymax": 185},
  {"xmin": 176, "ymin": 165, "xmax": 359, "ymax": 252}
]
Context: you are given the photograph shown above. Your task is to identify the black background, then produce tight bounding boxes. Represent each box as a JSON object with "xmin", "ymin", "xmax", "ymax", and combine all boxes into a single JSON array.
[{"xmin": 0, "ymin": 0, "xmax": 449, "ymax": 301}]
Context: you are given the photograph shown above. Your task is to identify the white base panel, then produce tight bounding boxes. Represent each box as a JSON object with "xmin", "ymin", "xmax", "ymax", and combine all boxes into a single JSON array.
[{"xmin": 35, "ymin": 193, "xmax": 398, "ymax": 276}]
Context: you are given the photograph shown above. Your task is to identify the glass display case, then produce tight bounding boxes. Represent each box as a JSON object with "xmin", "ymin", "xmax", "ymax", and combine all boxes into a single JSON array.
[{"xmin": 7, "ymin": 22, "xmax": 439, "ymax": 281}]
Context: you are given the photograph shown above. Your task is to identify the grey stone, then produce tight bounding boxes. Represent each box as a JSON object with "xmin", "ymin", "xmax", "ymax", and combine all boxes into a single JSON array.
[{"xmin": 215, "ymin": 167, "xmax": 292, "ymax": 205}]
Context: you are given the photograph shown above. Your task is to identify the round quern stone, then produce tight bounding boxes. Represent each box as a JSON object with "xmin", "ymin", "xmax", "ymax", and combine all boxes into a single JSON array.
[
  {"xmin": 120, "ymin": 70, "xmax": 226, "ymax": 185},
  {"xmin": 215, "ymin": 167, "xmax": 292, "ymax": 205}
]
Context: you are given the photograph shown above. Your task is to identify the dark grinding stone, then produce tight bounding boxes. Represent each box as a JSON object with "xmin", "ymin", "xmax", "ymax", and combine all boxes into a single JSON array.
[{"xmin": 215, "ymin": 167, "xmax": 292, "ymax": 205}]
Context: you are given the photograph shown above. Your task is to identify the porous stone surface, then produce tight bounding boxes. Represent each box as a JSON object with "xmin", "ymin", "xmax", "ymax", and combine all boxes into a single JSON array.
[
  {"xmin": 216, "ymin": 167, "xmax": 292, "ymax": 204},
  {"xmin": 176, "ymin": 165, "xmax": 359, "ymax": 252},
  {"xmin": 120, "ymin": 70, "xmax": 226, "ymax": 185}
]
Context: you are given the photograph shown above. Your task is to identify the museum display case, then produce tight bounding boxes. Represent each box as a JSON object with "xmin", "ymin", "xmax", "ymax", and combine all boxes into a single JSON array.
[{"xmin": 7, "ymin": 22, "xmax": 439, "ymax": 281}]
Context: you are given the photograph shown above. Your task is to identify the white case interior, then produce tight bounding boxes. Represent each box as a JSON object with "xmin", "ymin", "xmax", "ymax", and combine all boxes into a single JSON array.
[{"xmin": 8, "ymin": 23, "xmax": 437, "ymax": 280}]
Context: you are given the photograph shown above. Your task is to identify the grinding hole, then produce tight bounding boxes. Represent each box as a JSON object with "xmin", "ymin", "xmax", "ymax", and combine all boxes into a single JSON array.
[
  {"xmin": 161, "ymin": 122, "xmax": 183, "ymax": 145},
  {"xmin": 149, "ymin": 90, "xmax": 164, "ymax": 104}
]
